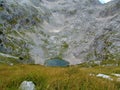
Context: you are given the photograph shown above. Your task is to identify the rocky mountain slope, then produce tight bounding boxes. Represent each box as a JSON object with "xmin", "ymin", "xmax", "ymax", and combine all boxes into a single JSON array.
[{"xmin": 0, "ymin": 0, "xmax": 119, "ymax": 65}]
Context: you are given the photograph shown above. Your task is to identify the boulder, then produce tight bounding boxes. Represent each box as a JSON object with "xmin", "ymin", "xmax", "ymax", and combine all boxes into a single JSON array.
[{"xmin": 19, "ymin": 81, "xmax": 35, "ymax": 90}]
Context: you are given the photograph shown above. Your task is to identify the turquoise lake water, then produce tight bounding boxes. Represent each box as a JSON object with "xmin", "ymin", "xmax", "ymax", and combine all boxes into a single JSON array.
[{"xmin": 44, "ymin": 59, "xmax": 69, "ymax": 67}]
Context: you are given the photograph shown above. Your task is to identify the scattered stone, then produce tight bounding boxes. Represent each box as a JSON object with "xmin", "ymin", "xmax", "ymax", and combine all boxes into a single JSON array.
[
  {"xmin": 94, "ymin": 61, "xmax": 101, "ymax": 65},
  {"xmin": 117, "ymin": 78, "xmax": 120, "ymax": 82},
  {"xmin": 96, "ymin": 74, "xmax": 113, "ymax": 81},
  {"xmin": 112, "ymin": 73, "xmax": 120, "ymax": 77},
  {"xmin": 89, "ymin": 73, "xmax": 95, "ymax": 76},
  {"xmin": 9, "ymin": 63, "xmax": 13, "ymax": 66},
  {"xmin": 19, "ymin": 81, "xmax": 35, "ymax": 90}
]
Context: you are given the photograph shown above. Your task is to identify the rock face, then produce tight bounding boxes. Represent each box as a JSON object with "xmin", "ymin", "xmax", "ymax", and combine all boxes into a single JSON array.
[
  {"xmin": 0, "ymin": 0, "xmax": 120, "ymax": 65},
  {"xmin": 19, "ymin": 81, "xmax": 35, "ymax": 90}
]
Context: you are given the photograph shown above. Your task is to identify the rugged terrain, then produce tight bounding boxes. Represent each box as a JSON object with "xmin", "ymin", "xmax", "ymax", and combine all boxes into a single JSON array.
[{"xmin": 0, "ymin": 0, "xmax": 120, "ymax": 65}]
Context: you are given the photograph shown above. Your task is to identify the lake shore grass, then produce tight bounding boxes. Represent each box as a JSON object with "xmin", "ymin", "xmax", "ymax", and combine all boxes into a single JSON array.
[{"xmin": 0, "ymin": 64, "xmax": 120, "ymax": 90}]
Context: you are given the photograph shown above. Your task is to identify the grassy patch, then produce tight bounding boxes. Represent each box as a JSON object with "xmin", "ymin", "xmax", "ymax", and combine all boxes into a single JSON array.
[
  {"xmin": 0, "ymin": 64, "xmax": 120, "ymax": 90},
  {"xmin": 0, "ymin": 7, "xmax": 4, "ymax": 11},
  {"xmin": 0, "ymin": 55, "xmax": 19, "ymax": 64}
]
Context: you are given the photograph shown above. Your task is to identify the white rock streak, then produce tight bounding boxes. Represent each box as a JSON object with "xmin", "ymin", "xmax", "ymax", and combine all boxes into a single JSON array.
[
  {"xmin": 96, "ymin": 74, "xmax": 113, "ymax": 81},
  {"xmin": 0, "ymin": 52, "xmax": 18, "ymax": 59},
  {"xmin": 112, "ymin": 74, "xmax": 120, "ymax": 77}
]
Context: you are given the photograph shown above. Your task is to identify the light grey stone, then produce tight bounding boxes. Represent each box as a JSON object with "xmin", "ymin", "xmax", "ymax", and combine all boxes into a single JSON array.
[{"xmin": 19, "ymin": 81, "xmax": 35, "ymax": 90}]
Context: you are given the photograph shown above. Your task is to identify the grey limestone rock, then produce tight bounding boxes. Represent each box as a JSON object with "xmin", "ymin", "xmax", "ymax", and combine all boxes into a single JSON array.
[{"xmin": 19, "ymin": 81, "xmax": 35, "ymax": 90}]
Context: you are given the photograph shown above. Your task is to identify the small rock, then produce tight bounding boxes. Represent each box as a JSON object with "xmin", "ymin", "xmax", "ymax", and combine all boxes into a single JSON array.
[
  {"xmin": 19, "ymin": 81, "xmax": 35, "ymax": 90},
  {"xmin": 89, "ymin": 73, "xmax": 95, "ymax": 76},
  {"xmin": 112, "ymin": 73, "xmax": 120, "ymax": 77},
  {"xmin": 9, "ymin": 63, "xmax": 13, "ymax": 66},
  {"xmin": 96, "ymin": 74, "xmax": 113, "ymax": 81},
  {"xmin": 117, "ymin": 78, "xmax": 120, "ymax": 82}
]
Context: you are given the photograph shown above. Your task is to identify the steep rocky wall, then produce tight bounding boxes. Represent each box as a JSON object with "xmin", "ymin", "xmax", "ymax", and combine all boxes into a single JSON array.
[
  {"xmin": 0, "ymin": 0, "xmax": 119, "ymax": 65},
  {"xmin": 0, "ymin": 0, "xmax": 49, "ymax": 63},
  {"xmin": 87, "ymin": 0, "xmax": 120, "ymax": 61}
]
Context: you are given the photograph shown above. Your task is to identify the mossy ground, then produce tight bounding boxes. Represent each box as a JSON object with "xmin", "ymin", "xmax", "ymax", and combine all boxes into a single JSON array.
[
  {"xmin": 0, "ymin": 63, "xmax": 120, "ymax": 90},
  {"xmin": 0, "ymin": 56, "xmax": 19, "ymax": 64}
]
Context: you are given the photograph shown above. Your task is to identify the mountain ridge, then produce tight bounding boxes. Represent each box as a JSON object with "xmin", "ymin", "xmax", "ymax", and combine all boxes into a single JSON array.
[{"xmin": 0, "ymin": 0, "xmax": 119, "ymax": 65}]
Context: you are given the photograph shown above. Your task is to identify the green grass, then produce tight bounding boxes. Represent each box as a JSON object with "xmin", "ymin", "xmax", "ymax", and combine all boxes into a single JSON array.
[
  {"xmin": 0, "ymin": 55, "xmax": 19, "ymax": 64},
  {"xmin": 0, "ymin": 7, "xmax": 4, "ymax": 11},
  {"xmin": 0, "ymin": 64, "xmax": 120, "ymax": 90}
]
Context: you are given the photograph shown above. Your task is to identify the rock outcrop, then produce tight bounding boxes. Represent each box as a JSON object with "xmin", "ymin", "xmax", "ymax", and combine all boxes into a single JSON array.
[{"xmin": 0, "ymin": 0, "xmax": 119, "ymax": 65}]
